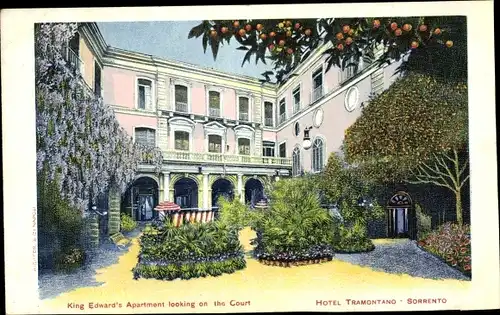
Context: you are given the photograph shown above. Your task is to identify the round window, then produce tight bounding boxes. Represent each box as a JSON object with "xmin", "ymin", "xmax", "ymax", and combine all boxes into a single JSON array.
[
  {"xmin": 313, "ymin": 108, "xmax": 324, "ymax": 128},
  {"xmin": 294, "ymin": 122, "xmax": 300, "ymax": 137},
  {"xmin": 345, "ymin": 86, "xmax": 359, "ymax": 112}
]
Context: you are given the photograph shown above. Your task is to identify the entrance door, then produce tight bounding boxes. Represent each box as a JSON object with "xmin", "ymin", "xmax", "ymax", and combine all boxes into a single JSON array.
[{"xmin": 136, "ymin": 194, "xmax": 154, "ymax": 221}]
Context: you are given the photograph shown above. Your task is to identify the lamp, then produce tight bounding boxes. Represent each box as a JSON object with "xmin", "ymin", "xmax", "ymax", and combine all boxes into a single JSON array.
[{"xmin": 302, "ymin": 126, "xmax": 312, "ymax": 150}]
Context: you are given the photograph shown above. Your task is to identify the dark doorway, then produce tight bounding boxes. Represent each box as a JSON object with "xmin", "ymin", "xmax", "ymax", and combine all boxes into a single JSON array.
[
  {"xmin": 121, "ymin": 176, "xmax": 159, "ymax": 221},
  {"xmin": 212, "ymin": 178, "xmax": 234, "ymax": 207},
  {"xmin": 245, "ymin": 178, "xmax": 264, "ymax": 207},
  {"xmin": 387, "ymin": 191, "xmax": 416, "ymax": 240},
  {"xmin": 174, "ymin": 178, "xmax": 198, "ymax": 209}
]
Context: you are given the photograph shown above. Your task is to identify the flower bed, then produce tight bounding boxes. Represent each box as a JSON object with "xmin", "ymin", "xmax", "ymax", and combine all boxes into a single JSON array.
[
  {"xmin": 417, "ymin": 222, "xmax": 471, "ymax": 278},
  {"xmin": 250, "ymin": 177, "xmax": 336, "ymax": 267},
  {"xmin": 132, "ymin": 221, "xmax": 246, "ymax": 280}
]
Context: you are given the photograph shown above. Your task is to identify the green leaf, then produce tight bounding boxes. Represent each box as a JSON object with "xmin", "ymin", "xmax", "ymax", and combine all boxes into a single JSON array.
[
  {"xmin": 211, "ymin": 39, "xmax": 220, "ymax": 61},
  {"xmin": 237, "ymin": 46, "xmax": 249, "ymax": 51},
  {"xmin": 242, "ymin": 49, "xmax": 252, "ymax": 67},
  {"xmin": 202, "ymin": 35, "xmax": 208, "ymax": 53},
  {"xmin": 188, "ymin": 23, "xmax": 205, "ymax": 39}
]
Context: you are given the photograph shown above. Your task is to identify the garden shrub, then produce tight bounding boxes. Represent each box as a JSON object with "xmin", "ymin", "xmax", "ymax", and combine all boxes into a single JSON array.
[
  {"xmin": 54, "ymin": 247, "xmax": 86, "ymax": 272},
  {"xmin": 216, "ymin": 195, "xmax": 255, "ymax": 232},
  {"xmin": 37, "ymin": 168, "xmax": 86, "ymax": 272},
  {"xmin": 133, "ymin": 220, "xmax": 246, "ymax": 280},
  {"xmin": 418, "ymin": 222, "xmax": 471, "ymax": 277},
  {"xmin": 120, "ymin": 213, "xmax": 137, "ymax": 233},
  {"xmin": 251, "ymin": 177, "xmax": 336, "ymax": 266},
  {"xmin": 319, "ymin": 153, "xmax": 384, "ymax": 253},
  {"xmin": 415, "ymin": 203, "xmax": 432, "ymax": 240}
]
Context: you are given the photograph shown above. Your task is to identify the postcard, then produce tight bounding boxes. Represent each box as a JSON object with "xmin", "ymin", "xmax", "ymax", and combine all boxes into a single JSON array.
[{"xmin": 2, "ymin": 2, "xmax": 499, "ymax": 314}]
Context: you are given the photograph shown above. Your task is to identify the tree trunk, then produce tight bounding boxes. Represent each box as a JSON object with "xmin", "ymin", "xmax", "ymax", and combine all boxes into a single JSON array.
[{"xmin": 455, "ymin": 188, "xmax": 463, "ymax": 225}]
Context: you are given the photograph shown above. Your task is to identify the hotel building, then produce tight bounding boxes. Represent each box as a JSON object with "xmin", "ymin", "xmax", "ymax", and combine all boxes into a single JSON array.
[{"xmin": 63, "ymin": 23, "xmax": 409, "ymax": 235}]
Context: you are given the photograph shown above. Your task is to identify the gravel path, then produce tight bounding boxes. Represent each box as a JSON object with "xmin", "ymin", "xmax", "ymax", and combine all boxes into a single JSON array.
[
  {"xmin": 334, "ymin": 239, "xmax": 470, "ymax": 281},
  {"xmin": 38, "ymin": 229, "xmax": 141, "ymax": 300}
]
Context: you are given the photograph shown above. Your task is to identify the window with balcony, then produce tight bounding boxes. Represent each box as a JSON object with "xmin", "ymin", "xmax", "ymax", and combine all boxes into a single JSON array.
[
  {"xmin": 64, "ymin": 33, "xmax": 84, "ymax": 76},
  {"xmin": 208, "ymin": 135, "xmax": 222, "ymax": 153},
  {"xmin": 340, "ymin": 56, "xmax": 362, "ymax": 83},
  {"xmin": 264, "ymin": 101, "xmax": 274, "ymax": 127},
  {"xmin": 94, "ymin": 61, "xmax": 102, "ymax": 98},
  {"xmin": 311, "ymin": 137, "xmax": 325, "ymax": 173},
  {"xmin": 279, "ymin": 142, "xmax": 286, "ymax": 158},
  {"xmin": 238, "ymin": 138, "xmax": 251, "ymax": 155},
  {"xmin": 174, "ymin": 131, "xmax": 190, "ymax": 151},
  {"xmin": 238, "ymin": 97, "xmax": 249, "ymax": 121},
  {"xmin": 262, "ymin": 141, "xmax": 275, "ymax": 157},
  {"xmin": 175, "ymin": 85, "xmax": 189, "ymax": 112},
  {"xmin": 293, "ymin": 86, "xmax": 301, "ymax": 113},
  {"xmin": 138, "ymin": 79, "xmax": 153, "ymax": 110},
  {"xmin": 135, "ymin": 127, "xmax": 156, "ymax": 147},
  {"xmin": 208, "ymin": 91, "xmax": 221, "ymax": 117},
  {"xmin": 278, "ymin": 98, "xmax": 286, "ymax": 125},
  {"xmin": 292, "ymin": 147, "xmax": 301, "ymax": 176},
  {"xmin": 312, "ymin": 68, "xmax": 324, "ymax": 103}
]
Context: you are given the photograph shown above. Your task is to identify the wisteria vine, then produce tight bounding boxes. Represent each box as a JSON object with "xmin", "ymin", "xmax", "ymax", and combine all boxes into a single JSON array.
[{"xmin": 35, "ymin": 23, "xmax": 163, "ymax": 214}]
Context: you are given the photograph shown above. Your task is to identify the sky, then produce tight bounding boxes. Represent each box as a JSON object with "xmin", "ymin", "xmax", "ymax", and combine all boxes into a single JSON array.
[{"xmin": 97, "ymin": 21, "xmax": 273, "ymax": 79}]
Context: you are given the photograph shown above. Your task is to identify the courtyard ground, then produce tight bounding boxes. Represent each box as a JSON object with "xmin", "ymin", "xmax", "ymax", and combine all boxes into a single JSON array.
[{"xmin": 39, "ymin": 227, "xmax": 471, "ymax": 313}]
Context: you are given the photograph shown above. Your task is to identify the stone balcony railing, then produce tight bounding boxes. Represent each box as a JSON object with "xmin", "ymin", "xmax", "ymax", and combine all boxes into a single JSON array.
[{"xmin": 163, "ymin": 150, "xmax": 292, "ymax": 166}]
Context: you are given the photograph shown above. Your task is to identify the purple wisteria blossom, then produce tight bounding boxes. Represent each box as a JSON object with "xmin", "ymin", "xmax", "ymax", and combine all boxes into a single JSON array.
[{"xmin": 36, "ymin": 23, "xmax": 163, "ymax": 212}]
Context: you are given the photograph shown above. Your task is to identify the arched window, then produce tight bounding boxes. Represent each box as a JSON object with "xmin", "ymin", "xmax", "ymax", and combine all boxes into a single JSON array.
[
  {"xmin": 292, "ymin": 147, "xmax": 301, "ymax": 176},
  {"xmin": 312, "ymin": 137, "xmax": 325, "ymax": 172}
]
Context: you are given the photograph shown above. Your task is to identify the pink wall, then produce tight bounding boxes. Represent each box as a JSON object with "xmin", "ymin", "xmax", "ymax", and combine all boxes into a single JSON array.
[
  {"xmin": 191, "ymin": 83, "xmax": 206, "ymax": 115},
  {"xmin": 262, "ymin": 130, "xmax": 276, "ymax": 142},
  {"xmin": 223, "ymin": 89, "xmax": 237, "ymax": 120},
  {"xmin": 103, "ymin": 66, "xmax": 156, "ymax": 109},
  {"xmin": 276, "ymin": 73, "xmax": 372, "ymax": 172},
  {"xmin": 191, "ymin": 123, "xmax": 205, "ymax": 152},
  {"xmin": 226, "ymin": 128, "xmax": 236, "ymax": 154},
  {"xmin": 115, "ymin": 112, "xmax": 158, "ymax": 138}
]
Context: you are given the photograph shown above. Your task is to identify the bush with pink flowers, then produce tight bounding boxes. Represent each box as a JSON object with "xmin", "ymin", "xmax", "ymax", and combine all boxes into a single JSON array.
[{"xmin": 418, "ymin": 222, "xmax": 471, "ymax": 277}]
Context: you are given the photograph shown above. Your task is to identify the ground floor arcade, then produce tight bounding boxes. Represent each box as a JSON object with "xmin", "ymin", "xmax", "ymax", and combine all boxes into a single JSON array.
[{"xmin": 121, "ymin": 163, "xmax": 288, "ymax": 221}]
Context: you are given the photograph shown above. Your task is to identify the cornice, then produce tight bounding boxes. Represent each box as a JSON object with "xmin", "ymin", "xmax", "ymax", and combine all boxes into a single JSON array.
[{"xmin": 104, "ymin": 46, "xmax": 276, "ymax": 90}]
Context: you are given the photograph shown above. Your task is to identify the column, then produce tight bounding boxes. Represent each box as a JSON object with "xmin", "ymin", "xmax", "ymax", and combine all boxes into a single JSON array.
[
  {"xmin": 238, "ymin": 173, "xmax": 244, "ymax": 203},
  {"xmin": 163, "ymin": 172, "xmax": 170, "ymax": 201},
  {"xmin": 203, "ymin": 173, "xmax": 209, "ymax": 210},
  {"xmin": 107, "ymin": 185, "xmax": 121, "ymax": 235}
]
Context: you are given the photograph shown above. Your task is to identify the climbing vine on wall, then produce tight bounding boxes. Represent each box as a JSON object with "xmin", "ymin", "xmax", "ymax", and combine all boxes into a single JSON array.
[{"xmin": 35, "ymin": 23, "xmax": 163, "ymax": 214}]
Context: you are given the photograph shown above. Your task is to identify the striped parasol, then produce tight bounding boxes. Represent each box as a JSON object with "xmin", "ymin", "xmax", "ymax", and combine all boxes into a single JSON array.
[
  {"xmin": 254, "ymin": 199, "xmax": 268, "ymax": 210},
  {"xmin": 154, "ymin": 201, "xmax": 181, "ymax": 212}
]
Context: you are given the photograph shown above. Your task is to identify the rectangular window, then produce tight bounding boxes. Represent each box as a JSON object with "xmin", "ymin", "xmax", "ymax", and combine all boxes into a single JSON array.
[
  {"xmin": 174, "ymin": 131, "xmax": 190, "ymax": 151},
  {"xmin": 94, "ymin": 61, "xmax": 102, "ymax": 97},
  {"xmin": 262, "ymin": 141, "xmax": 275, "ymax": 157},
  {"xmin": 239, "ymin": 97, "xmax": 249, "ymax": 121},
  {"xmin": 279, "ymin": 142, "xmax": 286, "ymax": 158},
  {"xmin": 135, "ymin": 128, "xmax": 156, "ymax": 147},
  {"xmin": 238, "ymin": 138, "xmax": 251, "ymax": 155},
  {"xmin": 208, "ymin": 135, "xmax": 222, "ymax": 153},
  {"xmin": 264, "ymin": 102, "xmax": 273, "ymax": 127},
  {"xmin": 312, "ymin": 68, "xmax": 323, "ymax": 102},
  {"xmin": 138, "ymin": 79, "xmax": 152, "ymax": 110},
  {"xmin": 175, "ymin": 85, "xmax": 188, "ymax": 112},
  {"xmin": 293, "ymin": 86, "xmax": 301, "ymax": 113},
  {"xmin": 208, "ymin": 91, "xmax": 221, "ymax": 117},
  {"xmin": 279, "ymin": 98, "xmax": 286, "ymax": 125}
]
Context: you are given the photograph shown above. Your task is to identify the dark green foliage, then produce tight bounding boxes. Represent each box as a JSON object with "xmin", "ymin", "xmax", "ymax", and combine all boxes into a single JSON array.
[
  {"xmin": 251, "ymin": 177, "xmax": 336, "ymax": 263},
  {"xmin": 415, "ymin": 203, "xmax": 432, "ymax": 240},
  {"xmin": 120, "ymin": 213, "xmax": 137, "ymax": 233},
  {"xmin": 133, "ymin": 257, "xmax": 246, "ymax": 281},
  {"xmin": 133, "ymin": 221, "xmax": 245, "ymax": 280},
  {"xmin": 37, "ymin": 168, "xmax": 86, "ymax": 272},
  {"xmin": 319, "ymin": 153, "xmax": 385, "ymax": 253}
]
